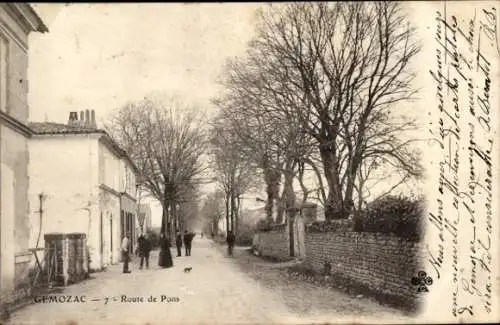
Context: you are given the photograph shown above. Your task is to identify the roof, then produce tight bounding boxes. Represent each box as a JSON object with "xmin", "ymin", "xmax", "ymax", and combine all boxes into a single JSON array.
[
  {"xmin": 29, "ymin": 122, "xmax": 104, "ymax": 135},
  {"xmin": 29, "ymin": 121, "xmax": 139, "ymax": 174},
  {"xmin": 4, "ymin": 4, "xmax": 49, "ymax": 33},
  {"xmin": 23, "ymin": 4, "xmax": 49, "ymax": 33}
]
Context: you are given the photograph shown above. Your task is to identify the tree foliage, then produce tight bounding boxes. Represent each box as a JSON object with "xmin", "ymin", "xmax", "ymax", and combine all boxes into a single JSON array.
[
  {"xmin": 216, "ymin": 2, "xmax": 422, "ymax": 220},
  {"xmin": 105, "ymin": 93, "xmax": 207, "ymax": 237}
]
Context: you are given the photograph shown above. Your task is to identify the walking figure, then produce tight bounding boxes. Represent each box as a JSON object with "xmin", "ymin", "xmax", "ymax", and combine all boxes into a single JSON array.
[
  {"xmin": 183, "ymin": 230, "xmax": 195, "ymax": 256},
  {"xmin": 175, "ymin": 230, "xmax": 183, "ymax": 257},
  {"xmin": 226, "ymin": 231, "xmax": 235, "ymax": 256},
  {"xmin": 121, "ymin": 232, "xmax": 132, "ymax": 273},
  {"xmin": 158, "ymin": 232, "xmax": 173, "ymax": 268},
  {"xmin": 137, "ymin": 233, "xmax": 152, "ymax": 269}
]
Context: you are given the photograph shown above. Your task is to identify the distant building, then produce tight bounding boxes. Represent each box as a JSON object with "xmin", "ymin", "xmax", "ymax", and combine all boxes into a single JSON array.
[
  {"xmin": 0, "ymin": 4, "xmax": 47, "ymax": 297},
  {"xmin": 29, "ymin": 111, "xmax": 138, "ymax": 271},
  {"xmin": 137, "ymin": 204, "xmax": 152, "ymax": 234}
]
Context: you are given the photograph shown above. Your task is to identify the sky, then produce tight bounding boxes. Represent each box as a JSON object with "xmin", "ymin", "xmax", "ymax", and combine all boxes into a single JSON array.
[
  {"xmin": 28, "ymin": 3, "xmax": 264, "ymax": 227},
  {"xmin": 27, "ymin": 3, "xmax": 434, "ymax": 227},
  {"xmin": 28, "ymin": 3, "xmax": 261, "ymax": 125}
]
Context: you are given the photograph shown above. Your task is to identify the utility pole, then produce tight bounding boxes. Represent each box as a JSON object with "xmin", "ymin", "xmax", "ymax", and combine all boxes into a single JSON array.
[{"xmin": 36, "ymin": 192, "xmax": 47, "ymax": 248}]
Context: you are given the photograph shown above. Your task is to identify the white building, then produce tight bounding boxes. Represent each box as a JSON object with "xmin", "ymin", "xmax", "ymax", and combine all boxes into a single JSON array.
[
  {"xmin": 0, "ymin": 3, "xmax": 47, "ymax": 299},
  {"xmin": 28, "ymin": 110, "xmax": 138, "ymax": 271}
]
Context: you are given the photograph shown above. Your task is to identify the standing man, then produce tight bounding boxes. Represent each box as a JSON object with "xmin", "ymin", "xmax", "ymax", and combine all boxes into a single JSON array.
[
  {"xmin": 175, "ymin": 230, "xmax": 183, "ymax": 257},
  {"xmin": 121, "ymin": 232, "xmax": 132, "ymax": 273},
  {"xmin": 138, "ymin": 233, "xmax": 152, "ymax": 269},
  {"xmin": 226, "ymin": 231, "xmax": 235, "ymax": 256},
  {"xmin": 183, "ymin": 230, "xmax": 195, "ymax": 256}
]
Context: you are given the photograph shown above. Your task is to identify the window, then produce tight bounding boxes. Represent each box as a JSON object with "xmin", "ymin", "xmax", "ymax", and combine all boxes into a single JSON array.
[{"xmin": 0, "ymin": 34, "xmax": 8, "ymax": 113}]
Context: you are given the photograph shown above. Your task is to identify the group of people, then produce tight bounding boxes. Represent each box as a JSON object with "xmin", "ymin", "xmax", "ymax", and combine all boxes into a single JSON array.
[{"xmin": 120, "ymin": 230, "xmax": 196, "ymax": 274}]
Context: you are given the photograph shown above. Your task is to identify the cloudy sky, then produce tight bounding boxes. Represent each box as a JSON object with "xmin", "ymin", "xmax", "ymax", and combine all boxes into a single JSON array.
[
  {"xmin": 28, "ymin": 3, "xmax": 261, "ymax": 124},
  {"xmin": 26, "ymin": 3, "xmax": 435, "ymax": 227}
]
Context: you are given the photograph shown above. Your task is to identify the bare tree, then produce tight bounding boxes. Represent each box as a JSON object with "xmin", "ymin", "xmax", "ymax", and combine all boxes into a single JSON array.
[
  {"xmin": 105, "ymin": 94, "xmax": 207, "ymax": 240},
  {"xmin": 200, "ymin": 190, "xmax": 226, "ymax": 236},
  {"xmin": 244, "ymin": 2, "xmax": 421, "ymax": 219},
  {"xmin": 214, "ymin": 53, "xmax": 317, "ymax": 224},
  {"xmin": 209, "ymin": 119, "xmax": 260, "ymax": 234},
  {"xmin": 211, "ymin": 94, "xmax": 283, "ymax": 223}
]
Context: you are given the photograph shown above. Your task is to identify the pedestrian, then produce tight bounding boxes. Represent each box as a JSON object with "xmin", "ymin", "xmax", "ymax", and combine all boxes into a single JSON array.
[
  {"xmin": 183, "ymin": 230, "xmax": 195, "ymax": 256},
  {"xmin": 201, "ymin": 232, "xmax": 204, "ymax": 238},
  {"xmin": 226, "ymin": 231, "xmax": 235, "ymax": 256},
  {"xmin": 158, "ymin": 232, "xmax": 173, "ymax": 268},
  {"xmin": 175, "ymin": 230, "xmax": 183, "ymax": 257},
  {"xmin": 138, "ymin": 233, "xmax": 152, "ymax": 269},
  {"xmin": 121, "ymin": 232, "xmax": 132, "ymax": 273}
]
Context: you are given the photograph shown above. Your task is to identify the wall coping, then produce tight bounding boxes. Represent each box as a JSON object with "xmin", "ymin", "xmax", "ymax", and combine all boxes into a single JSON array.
[
  {"xmin": 257, "ymin": 223, "xmax": 287, "ymax": 232},
  {"xmin": 306, "ymin": 230, "xmax": 423, "ymax": 244}
]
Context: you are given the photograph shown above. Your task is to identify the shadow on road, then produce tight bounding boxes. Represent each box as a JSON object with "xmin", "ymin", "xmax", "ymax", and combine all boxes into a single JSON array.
[{"xmin": 211, "ymin": 241, "xmax": 412, "ymax": 320}]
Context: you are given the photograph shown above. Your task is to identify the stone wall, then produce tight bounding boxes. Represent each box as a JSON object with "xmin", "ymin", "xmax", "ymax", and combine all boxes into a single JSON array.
[
  {"xmin": 254, "ymin": 225, "xmax": 289, "ymax": 260},
  {"xmin": 305, "ymin": 231, "xmax": 424, "ymax": 307}
]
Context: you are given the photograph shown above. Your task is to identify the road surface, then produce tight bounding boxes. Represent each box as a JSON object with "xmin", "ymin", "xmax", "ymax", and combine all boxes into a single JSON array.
[{"xmin": 8, "ymin": 237, "xmax": 409, "ymax": 325}]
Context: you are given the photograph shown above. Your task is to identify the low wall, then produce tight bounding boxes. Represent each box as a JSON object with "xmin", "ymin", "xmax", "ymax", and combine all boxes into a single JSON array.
[
  {"xmin": 305, "ymin": 231, "xmax": 424, "ymax": 307},
  {"xmin": 254, "ymin": 225, "xmax": 289, "ymax": 260}
]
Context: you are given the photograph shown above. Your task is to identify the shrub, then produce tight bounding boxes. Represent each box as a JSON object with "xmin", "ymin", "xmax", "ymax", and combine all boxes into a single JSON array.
[
  {"xmin": 235, "ymin": 222, "xmax": 255, "ymax": 246},
  {"xmin": 355, "ymin": 195, "xmax": 424, "ymax": 241},
  {"xmin": 306, "ymin": 219, "xmax": 354, "ymax": 233}
]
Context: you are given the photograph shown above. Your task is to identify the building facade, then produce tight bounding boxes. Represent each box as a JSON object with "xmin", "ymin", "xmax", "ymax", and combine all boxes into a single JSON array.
[
  {"xmin": 29, "ymin": 111, "xmax": 138, "ymax": 271},
  {"xmin": 0, "ymin": 4, "xmax": 47, "ymax": 297}
]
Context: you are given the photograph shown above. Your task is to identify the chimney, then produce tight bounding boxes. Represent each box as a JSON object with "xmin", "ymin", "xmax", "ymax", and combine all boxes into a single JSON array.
[
  {"xmin": 68, "ymin": 111, "xmax": 78, "ymax": 125},
  {"xmin": 90, "ymin": 109, "xmax": 96, "ymax": 127},
  {"xmin": 85, "ymin": 109, "xmax": 90, "ymax": 125}
]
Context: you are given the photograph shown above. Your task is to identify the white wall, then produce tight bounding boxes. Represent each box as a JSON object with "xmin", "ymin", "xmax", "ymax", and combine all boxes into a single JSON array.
[
  {"xmin": 97, "ymin": 189, "xmax": 120, "ymax": 267},
  {"xmin": 98, "ymin": 140, "xmax": 126, "ymax": 268},
  {"xmin": 119, "ymin": 158, "xmax": 136, "ymax": 197},
  {"xmin": 29, "ymin": 134, "xmax": 100, "ymax": 267},
  {"xmin": 99, "ymin": 141, "xmax": 120, "ymax": 191}
]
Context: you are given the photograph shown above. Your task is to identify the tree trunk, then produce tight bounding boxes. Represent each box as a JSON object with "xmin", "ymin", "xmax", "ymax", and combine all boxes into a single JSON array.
[
  {"xmin": 161, "ymin": 200, "xmax": 170, "ymax": 235},
  {"xmin": 283, "ymin": 166, "xmax": 296, "ymax": 214},
  {"xmin": 297, "ymin": 162, "xmax": 309, "ymax": 204},
  {"xmin": 161, "ymin": 204, "xmax": 166, "ymax": 235},
  {"xmin": 166, "ymin": 201, "xmax": 173, "ymax": 243},
  {"xmin": 225, "ymin": 192, "xmax": 230, "ymax": 234},
  {"xmin": 283, "ymin": 165, "xmax": 297, "ymax": 257},
  {"xmin": 265, "ymin": 181, "xmax": 274, "ymax": 222},
  {"xmin": 230, "ymin": 190, "xmax": 236, "ymax": 233},
  {"xmin": 304, "ymin": 158, "xmax": 327, "ymax": 205},
  {"xmin": 170, "ymin": 201, "xmax": 178, "ymax": 242},
  {"xmin": 319, "ymin": 145, "xmax": 345, "ymax": 220},
  {"xmin": 236, "ymin": 195, "xmax": 241, "ymax": 235},
  {"xmin": 263, "ymin": 166, "xmax": 281, "ymax": 223},
  {"xmin": 276, "ymin": 186, "xmax": 286, "ymax": 224}
]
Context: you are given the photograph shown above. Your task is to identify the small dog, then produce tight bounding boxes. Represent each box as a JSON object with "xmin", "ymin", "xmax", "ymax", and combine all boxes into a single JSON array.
[{"xmin": 183, "ymin": 267, "xmax": 192, "ymax": 273}]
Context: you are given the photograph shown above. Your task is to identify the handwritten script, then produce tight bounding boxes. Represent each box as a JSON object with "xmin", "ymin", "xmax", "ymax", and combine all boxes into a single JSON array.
[{"xmin": 427, "ymin": 2, "xmax": 497, "ymax": 319}]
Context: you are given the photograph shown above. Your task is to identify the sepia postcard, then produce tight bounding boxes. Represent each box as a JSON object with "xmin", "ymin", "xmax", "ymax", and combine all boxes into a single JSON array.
[{"xmin": 0, "ymin": 1, "xmax": 498, "ymax": 324}]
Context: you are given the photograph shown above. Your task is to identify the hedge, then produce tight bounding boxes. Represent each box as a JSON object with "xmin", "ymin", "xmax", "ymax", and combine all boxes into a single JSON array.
[{"xmin": 354, "ymin": 195, "xmax": 424, "ymax": 241}]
